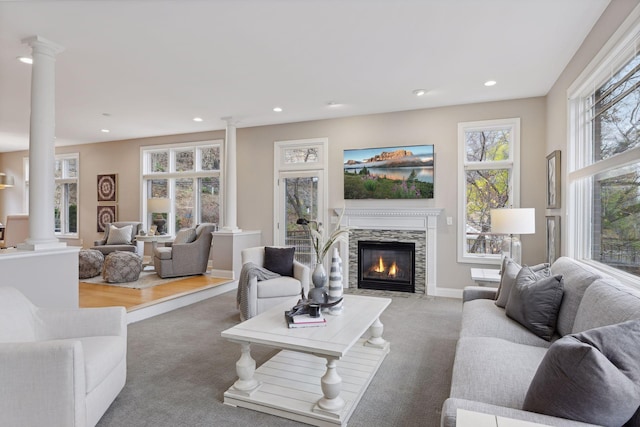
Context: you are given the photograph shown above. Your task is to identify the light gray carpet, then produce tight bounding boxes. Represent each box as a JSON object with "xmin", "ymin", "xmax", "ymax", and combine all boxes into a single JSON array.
[{"xmin": 97, "ymin": 290, "xmax": 462, "ymax": 427}]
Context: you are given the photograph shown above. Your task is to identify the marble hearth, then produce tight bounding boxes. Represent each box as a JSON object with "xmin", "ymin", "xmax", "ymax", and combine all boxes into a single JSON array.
[{"xmin": 336, "ymin": 208, "xmax": 442, "ymax": 296}]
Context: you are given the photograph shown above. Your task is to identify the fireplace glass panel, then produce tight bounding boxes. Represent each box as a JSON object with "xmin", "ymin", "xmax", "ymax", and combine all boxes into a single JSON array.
[{"xmin": 358, "ymin": 241, "xmax": 415, "ymax": 293}]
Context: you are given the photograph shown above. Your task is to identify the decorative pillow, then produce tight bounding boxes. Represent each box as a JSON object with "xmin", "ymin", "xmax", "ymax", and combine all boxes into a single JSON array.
[
  {"xmin": 505, "ymin": 266, "xmax": 564, "ymax": 340},
  {"xmin": 494, "ymin": 257, "xmax": 521, "ymax": 308},
  {"xmin": 264, "ymin": 246, "xmax": 295, "ymax": 277},
  {"xmin": 173, "ymin": 227, "xmax": 197, "ymax": 244},
  {"xmin": 106, "ymin": 224, "xmax": 133, "ymax": 245},
  {"xmin": 523, "ymin": 319, "xmax": 640, "ymax": 426}
]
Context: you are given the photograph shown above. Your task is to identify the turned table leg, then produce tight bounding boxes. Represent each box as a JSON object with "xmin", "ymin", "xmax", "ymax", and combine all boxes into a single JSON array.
[
  {"xmin": 231, "ymin": 342, "xmax": 260, "ymax": 395},
  {"xmin": 366, "ymin": 317, "xmax": 388, "ymax": 348},
  {"xmin": 316, "ymin": 356, "xmax": 345, "ymax": 412}
]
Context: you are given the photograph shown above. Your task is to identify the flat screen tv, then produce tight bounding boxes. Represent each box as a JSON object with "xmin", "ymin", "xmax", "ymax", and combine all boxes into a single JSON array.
[{"xmin": 344, "ymin": 144, "xmax": 434, "ymax": 199}]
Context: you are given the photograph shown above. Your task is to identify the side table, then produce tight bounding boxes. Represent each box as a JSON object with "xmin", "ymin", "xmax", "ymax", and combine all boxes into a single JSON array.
[{"xmin": 470, "ymin": 268, "xmax": 500, "ymax": 287}]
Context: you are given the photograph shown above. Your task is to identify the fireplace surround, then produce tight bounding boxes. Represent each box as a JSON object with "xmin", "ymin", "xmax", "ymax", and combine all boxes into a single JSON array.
[{"xmin": 336, "ymin": 207, "xmax": 442, "ymax": 295}]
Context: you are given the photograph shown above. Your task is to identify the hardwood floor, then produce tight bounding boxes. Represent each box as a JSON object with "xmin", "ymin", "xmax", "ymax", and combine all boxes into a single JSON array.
[{"xmin": 79, "ymin": 275, "xmax": 232, "ymax": 312}]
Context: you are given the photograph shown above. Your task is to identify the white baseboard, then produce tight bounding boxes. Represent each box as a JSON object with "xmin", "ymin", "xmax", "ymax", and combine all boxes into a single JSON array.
[
  {"xmin": 210, "ymin": 269, "xmax": 234, "ymax": 279},
  {"xmin": 126, "ymin": 280, "xmax": 238, "ymax": 324},
  {"xmin": 435, "ymin": 287, "xmax": 463, "ymax": 299}
]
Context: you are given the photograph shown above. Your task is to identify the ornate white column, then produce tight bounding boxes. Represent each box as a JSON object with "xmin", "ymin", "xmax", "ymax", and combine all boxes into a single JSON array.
[
  {"xmin": 20, "ymin": 36, "xmax": 66, "ymax": 250},
  {"xmin": 222, "ymin": 117, "xmax": 241, "ymax": 232}
]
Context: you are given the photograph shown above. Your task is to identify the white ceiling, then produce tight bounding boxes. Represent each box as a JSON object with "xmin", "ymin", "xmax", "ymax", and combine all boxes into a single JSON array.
[{"xmin": 0, "ymin": 0, "xmax": 611, "ymax": 153}]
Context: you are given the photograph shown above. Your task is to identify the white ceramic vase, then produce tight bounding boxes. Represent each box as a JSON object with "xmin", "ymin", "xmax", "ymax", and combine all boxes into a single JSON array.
[{"xmin": 328, "ymin": 248, "xmax": 344, "ymax": 315}]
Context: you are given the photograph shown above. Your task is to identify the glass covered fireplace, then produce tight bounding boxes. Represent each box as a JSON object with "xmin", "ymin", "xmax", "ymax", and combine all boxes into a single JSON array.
[{"xmin": 358, "ymin": 240, "xmax": 415, "ymax": 293}]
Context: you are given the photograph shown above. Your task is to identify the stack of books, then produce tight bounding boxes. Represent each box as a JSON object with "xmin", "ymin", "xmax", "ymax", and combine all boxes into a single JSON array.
[{"xmin": 284, "ymin": 311, "xmax": 327, "ymax": 328}]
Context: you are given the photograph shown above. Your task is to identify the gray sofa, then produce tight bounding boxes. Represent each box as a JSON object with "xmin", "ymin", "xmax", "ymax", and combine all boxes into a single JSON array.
[
  {"xmin": 153, "ymin": 223, "xmax": 215, "ymax": 278},
  {"xmin": 441, "ymin": 257, "xmax": 640, "ymax": 427}
]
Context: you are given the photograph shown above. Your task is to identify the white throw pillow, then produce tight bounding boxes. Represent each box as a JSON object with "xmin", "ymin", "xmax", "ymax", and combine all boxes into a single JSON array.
[{"xmin": 106, "ymin": 225, "xmax": 133, "ymax": 245}]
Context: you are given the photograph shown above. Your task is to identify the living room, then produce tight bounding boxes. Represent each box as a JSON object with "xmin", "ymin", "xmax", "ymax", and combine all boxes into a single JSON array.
[{"xmin": 1, "ymin": 1, "xmax": 640, "ymax": 426}]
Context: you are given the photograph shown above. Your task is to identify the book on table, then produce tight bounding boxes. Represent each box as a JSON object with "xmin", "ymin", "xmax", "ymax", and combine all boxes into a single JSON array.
[{"xmin": 284, "ymin": 311, "xmax": 327, "ymax": 328}]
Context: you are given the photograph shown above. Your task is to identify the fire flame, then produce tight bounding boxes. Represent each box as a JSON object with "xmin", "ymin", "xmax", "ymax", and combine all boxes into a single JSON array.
[
  {"xmin": 388, "ymin": 261, "xmax": 398, "ymax": 277},
  {"xmin": 373, "ymin": 256, "xmax": 385, "ymax": 273}
]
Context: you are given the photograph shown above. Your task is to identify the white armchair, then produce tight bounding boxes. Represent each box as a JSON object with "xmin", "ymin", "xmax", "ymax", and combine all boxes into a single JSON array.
[
  {"xmin": 0, "ymin": 287, "xmax": 127, "ymax": 427},
  {"xmin": 239, "ymin": 246, "xmax": 310, "ymax": 320}
]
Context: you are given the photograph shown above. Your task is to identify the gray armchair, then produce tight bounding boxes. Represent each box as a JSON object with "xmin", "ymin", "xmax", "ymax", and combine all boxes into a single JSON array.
[
  {"xmin": 92, "ymin": 221, "xmax": 142, "ymax": 255},
  {"xmin": 239, "ymin": 246, "xmax": 310, "ymax": 320},
  {"xmin": 153, "ymin": 223, "xmax": 215, "ymax": 278}
]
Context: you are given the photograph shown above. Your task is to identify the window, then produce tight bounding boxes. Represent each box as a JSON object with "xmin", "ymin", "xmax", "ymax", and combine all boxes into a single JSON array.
[
  {"xmin": 141, "ymin": 141, "xmax": 222, "ymax": 234},
  {"xmin": 568, "ymin": 12, "xmax": 640, "ymax": 283},
  {"xmin": 24, "ymin": 153, "xmax": 79, "ymax": 236},
  {"xmin": 458, "ymin": 119, "xmax": 520, "ymax": 264}
]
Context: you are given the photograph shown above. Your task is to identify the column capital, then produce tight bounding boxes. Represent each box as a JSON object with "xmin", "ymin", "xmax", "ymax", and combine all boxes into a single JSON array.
[
  {"xmin": 22, "ymin": 36, "xmax": 65, "ymax": 56},
  {"xmin": 221, "ymin": 116, "xmax": 240, "ymax": 126}
]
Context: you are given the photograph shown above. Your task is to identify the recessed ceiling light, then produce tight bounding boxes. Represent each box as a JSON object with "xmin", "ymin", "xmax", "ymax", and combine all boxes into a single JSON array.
[
  {"xmin": 327, "ymin": 101, "xmax": 342, "ymax": 107},
  {"xmin": 273, "ymin": 107, "xmax": 283, "ymax": 112},
  {"xmin": 101, "ymin": 129, "xmax": 110, "ymax": 133},
  {"xmin": 484, "ymin": 80, "xmax": 497, "ymax": 87},
  {"xmin": 412, "ymin": 89, "xmax": 427, "ymax": 97},
  {"xmin": 193, "ymin": 117, "xmax": 203, "ymax": 122},
  {"xmin": 17, "ymin": 56, "xmax": 33, "ymax": 64}
]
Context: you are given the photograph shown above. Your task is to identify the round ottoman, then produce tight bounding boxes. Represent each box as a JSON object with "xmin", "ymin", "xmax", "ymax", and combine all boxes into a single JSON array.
[
  {"xmin": 78, "ymin": 249, "xmax": 104, "ymax": 279},
  {"xmin": 102, "ymin": 251, "xmax": 143, "ymax": 283}
]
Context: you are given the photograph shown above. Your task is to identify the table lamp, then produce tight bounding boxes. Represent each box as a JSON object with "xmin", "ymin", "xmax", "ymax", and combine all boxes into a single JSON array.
[
  {"xmin": 490, "ymin": 208, "xmax": 535, "ymax": 265},
  {"xmin": 147, "ymin": 198, "xmax": 171, "ymax": 235}
]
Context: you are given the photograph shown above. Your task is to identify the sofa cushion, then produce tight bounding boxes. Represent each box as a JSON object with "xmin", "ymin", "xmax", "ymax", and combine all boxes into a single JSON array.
[
  {"xmin": 263, "ymin": 246, "xmax": 295, "ymax": 277},
  {"xmin": 257, "ymin": 276, "xmax": 302, "ymax": 298},
  {"xmin": 572, "ymin": 278, "xmax": 640, "ymax": 333},
  {"xmin": 106, "ymin": 225, "xmax": 133, "ymax": 245},
  {"xmin": 494, "ymin": 258, "xmax": 520, "ymax": 308},
  {"xmin": 449, "ymin": 336, "xmax": 548, "ymax": 409},
  {"xmin": 460, "ymin": 299, "xmax": 552, "ymax": 347},
  {"xmin": 551, "ymin": 257, "xmax": 603, "ymax": 336},
  {"xmin": 523, "ymin": 319, "xmax": 640, "ymax": 427},
  {"xmin": 173, "ymin": 227, "xmax": 196, "ymax": 244},
  {"xmin": 506, "ymin": 273, "xmax": 564, "ymax": 341},
  {"xmin": 0, "ymin": 287, "xmax": 37, "ymax": 343}
]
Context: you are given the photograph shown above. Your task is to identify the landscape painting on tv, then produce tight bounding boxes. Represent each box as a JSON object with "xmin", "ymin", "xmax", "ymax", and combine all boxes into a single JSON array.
[{"xmin": 344, "ymin": 144, "xmax": 434, "ymax": 199}]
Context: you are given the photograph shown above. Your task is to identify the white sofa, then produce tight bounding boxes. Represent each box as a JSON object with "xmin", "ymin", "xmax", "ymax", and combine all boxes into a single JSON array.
[{"xmin": 0, "ymin": 287, "xmax": 127, "ymax": 427}]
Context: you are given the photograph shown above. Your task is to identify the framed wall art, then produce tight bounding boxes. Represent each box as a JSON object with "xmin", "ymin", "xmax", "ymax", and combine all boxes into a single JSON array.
[
  {"xmin": 97, "ymin": 173, "xmax": 118, "ymax": 203},
  {"xmin": 546, "ymin": 150, "xmax": 561, "ymax": 209},
  {"xmin": 546, "ymin": 215, "xmax": 561, "ymax": 265},
  {"xmin": 97, "ymin": 205, "xmax": 117, "ymax": 232}
]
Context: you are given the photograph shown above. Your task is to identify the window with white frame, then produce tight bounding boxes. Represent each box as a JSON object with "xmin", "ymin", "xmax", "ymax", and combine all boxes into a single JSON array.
[
  {"xmin": 458, "ymin": 119, "xmax": 520, "ymax": 263},
  {"xmin": 568, "ymin": 12, "xmax": 640, "ymax": 283},
  {"xmin": 141, "ymin": 141, "xmax": 222, "ymax": 234},
  {"xmin": 24, "ymin": 153, "xmax": 79, "ymax": 236}
]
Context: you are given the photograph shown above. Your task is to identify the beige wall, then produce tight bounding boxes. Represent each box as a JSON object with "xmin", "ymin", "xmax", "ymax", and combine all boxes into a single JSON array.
[{"xmin": 545, "ymin": 0, "xmax": 640, "ymax": 255}]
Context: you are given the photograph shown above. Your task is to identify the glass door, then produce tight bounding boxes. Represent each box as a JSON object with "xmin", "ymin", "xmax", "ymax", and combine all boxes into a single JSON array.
[{"xmin": 277, "ymin": 170, "xmax": 324, "ymax": 267}]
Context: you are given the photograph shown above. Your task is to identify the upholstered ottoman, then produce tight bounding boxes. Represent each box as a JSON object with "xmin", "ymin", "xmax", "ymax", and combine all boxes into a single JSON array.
[
  {"xmin": 102, "ymin": 251, "xmax": 143, "ymax": 283},
  {"xmin": 78, "ymin": 249, "xmax": 104, "ymax": 279}
]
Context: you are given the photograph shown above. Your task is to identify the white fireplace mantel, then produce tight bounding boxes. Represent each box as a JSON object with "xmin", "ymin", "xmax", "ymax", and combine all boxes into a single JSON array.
[{"xmin": 334, "ymin": 207, "xmax": 443, "ymax": 296}]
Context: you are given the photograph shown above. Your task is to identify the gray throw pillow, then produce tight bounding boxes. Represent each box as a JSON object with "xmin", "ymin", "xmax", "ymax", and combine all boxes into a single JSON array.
[
  {"xmin": 106, "ymin": 224, "xmax": 133, "ymax": 245},
  {"xmin": 264, "ymin": 247, "xmax": 295, "ymax": 277},
  {"xmin": 523, "ymin": 319, "xmax": 640, "ymax": 427},
  {"xmin": 494, "ymin": 258, "xmax": 521, "ymax": 308},
  {"xmin": 505, "ymin": 266, "xmax": 563, "ymax": 341},
  {"xmin": 173, "ymin": 227, "xmax": 197, "ymax": 244}
]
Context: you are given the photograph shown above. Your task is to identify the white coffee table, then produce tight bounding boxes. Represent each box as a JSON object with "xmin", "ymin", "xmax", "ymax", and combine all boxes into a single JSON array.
[{"xmin": 222, "ymin": 294, "xmax": 391, "ymax": 426}]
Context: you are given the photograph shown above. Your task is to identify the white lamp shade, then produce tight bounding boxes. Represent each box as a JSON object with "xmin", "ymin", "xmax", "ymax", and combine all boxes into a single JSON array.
[
  {"xmin": 491, "ymin": 208, "xmax": 535, "ymax": 235},
  {"xmin": 147, "ymin": 198, "xmax": 171, "ymax": 213}
]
